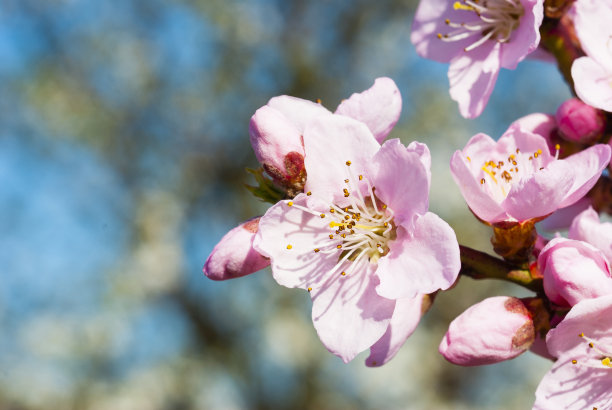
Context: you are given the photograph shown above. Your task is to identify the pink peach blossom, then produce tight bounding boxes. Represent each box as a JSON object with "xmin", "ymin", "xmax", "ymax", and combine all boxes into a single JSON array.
[
  {"xmin": 571, "ymin": 0, "xmax": 612, "ymax": 113},
  {"xmin": 534, "ymin": 295, "xmax": 612, "ymax": 410},
  {"xmin": 439, "ymin": 296, "xmax": 535, "ymax": 366},
  {"xmin": 205, "ymin": 78, "xmax": 403, "ymax": 281},
  {"xmin": 411, "ymin": 0, "xmax": 544, "ymax": 118},
  {"xmin": 254, "ymin": 114, "xmax": 460, "ymax": 364},
  {"xmin": 539, "ymin": 238, "xmax": 612, "ymax": 307},
  {"xmin": 450, "ymin": 125, "xmax": 610, "ymax": 224},
  {"xmin": 556, "ymin": 98, "xmax": 606, "ymax": 143}
]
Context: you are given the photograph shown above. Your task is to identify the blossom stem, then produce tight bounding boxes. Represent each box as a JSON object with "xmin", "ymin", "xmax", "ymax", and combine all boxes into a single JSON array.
[{"xmin": 459, "ymin": 245, "xmax": 543, "ymax": 292}]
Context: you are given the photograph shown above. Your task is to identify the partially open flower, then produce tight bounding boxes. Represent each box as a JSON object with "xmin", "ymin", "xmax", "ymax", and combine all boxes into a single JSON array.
[
  {"xmin": 450, "ymin": 125, "xmax": 610, "ymax": 224},
  {"xmin": 439, "ymin": 296, "xmax": 535, "ymax": 366}
]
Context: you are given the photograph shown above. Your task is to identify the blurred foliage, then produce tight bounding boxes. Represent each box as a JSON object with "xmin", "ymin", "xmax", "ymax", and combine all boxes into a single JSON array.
[{"xmin": 1, "ymin": 0, "xmax": 572, "ymax": 409}]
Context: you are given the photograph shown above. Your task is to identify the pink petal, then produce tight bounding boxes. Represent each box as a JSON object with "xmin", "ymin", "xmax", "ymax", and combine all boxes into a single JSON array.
[
  {"xmin": 534, "ymin": 295, "xmax": 612, "ymax": 409},
  {"xmin": 572, "ymin": 57, "xmax": 612, "ymax": 113},
  {"xmin": 253, "ymin": 194, "xmax": 340, "ymax": 290},
  {"xmin": 448, "ymin": 41, "xmax": 501, "ymax": 119},
  {"xmin": 335, "ymin": 77, "xmax": 402, "ymax": 143},
  {"xmin": 310, "ymin": 262, "xmax": 395, "ymax": 363},
  {"xmin": 569, "ymin": 207, "xmax": 612, "ymax": 264},
  {"xmin": 369, "ymin": 139, "xmax": 430, "ymax": 228},
  {"xmin": 557, "ymin": 143, "xmax": 611, "ymax": 208},
  {"xmin": 204, "ymin": 217, "xmax": 270, "ymax": 280},
  {"xmin": 266, "ymin": 95, "xmax": 332, "ymax": 133},
  {"xmin": 537, "ymin": 197, "xmax": 592, "ymax": 232},
  {"xmin": 249, "ymin": 105, "xmax": 305, "ymax": 180},
  {"xmin": 407, "ymin": 141, "xmax": 432, "ymax": 177},
  {"xmin": 376, "ymin": 212, "xmax": 460, "ymax": 299},
  {"xmin": 303, "ymin": 115, "xmax": 380, "ymax": 206},
  {"xmin": 503, "ymin": 159, "xmax": 576, "ymax": 222},
  {"xmin": 450, "ymin": 138, "xmax": 507, "ymax": 223},
  {"xmin": 573, "ymin": 0, "xmax": 612, "ymax": 69},
  {"xmin": 365, "ymin": 295, "xmax": 425, "ymax": 367},
  {"xmin": 499, "ymin": 0, "xmax": 544, "ymax": 69},
  {"xmin": 508, "ymin": 113, "xmax": 557, "ymax": 152},
  {"xmin": 411, "ymin": 0, "xmax": 480, "ymax": 63},
  {"xmin": 534, "ymin": 360, "xmax": 612, "ymax": 410}
]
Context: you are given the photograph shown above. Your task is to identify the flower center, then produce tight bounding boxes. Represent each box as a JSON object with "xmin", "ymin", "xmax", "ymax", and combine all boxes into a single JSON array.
[
  {"xmin": 437, "ymin": 0, "xmax": 524, "ymax": 52},
  {"xmin": 473, "ymin": 144, "xmax": 559, "ymax": 203},
  {"xmin": 287, "ymin": 161, "xmax": 396, "ymax": 279},
  {"xmin": 570, "ymin": 332, "xmax": 612, "ymax": 370}
]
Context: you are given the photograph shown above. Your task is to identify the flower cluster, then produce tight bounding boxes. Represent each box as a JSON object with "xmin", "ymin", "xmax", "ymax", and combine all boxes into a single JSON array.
[{"xmin": 203, "ymin": 0, "xmax": 612, "ymax": 408}]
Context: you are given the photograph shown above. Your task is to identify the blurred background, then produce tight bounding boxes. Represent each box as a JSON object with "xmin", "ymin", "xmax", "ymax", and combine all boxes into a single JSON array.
[{"xmin": 1, "ymin": 0, "xmax": 573, "ymax": 409}]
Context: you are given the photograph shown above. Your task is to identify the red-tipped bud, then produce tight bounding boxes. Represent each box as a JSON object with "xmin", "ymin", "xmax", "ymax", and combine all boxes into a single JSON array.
[
  {"xmin": 555, "ymin": 98, "xmax": 606, "ymax": 144},
  {"xmin": 204, "ymin": 217, "xmax": 269, "ymax": 280},
  {"xmin": 439, "ymin": 296, "xmax": 535, "ymax": 366}
]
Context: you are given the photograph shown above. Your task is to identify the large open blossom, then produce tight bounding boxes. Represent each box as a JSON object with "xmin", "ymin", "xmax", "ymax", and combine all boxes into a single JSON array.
[
  {"xmin": 254, "ymin": 114, "xmax": 460, "ymax": 364},
  {"xmin": 411, "ymin": 0, "xmax": 544, "ymax": 118},
  {"xmin": 571, "ymin": 0, "xmax": 612, "ymax": 112},
  {"xmin": 450, "ymin": 125, "xmax": 611, "ymax": 224},
  {"xmin": 534, "ymin": 295, "xmax": 612, "ymax": 409},
  {"xmin": 204, "ymin": 78, "xmax": 402, "ymax": 281}
]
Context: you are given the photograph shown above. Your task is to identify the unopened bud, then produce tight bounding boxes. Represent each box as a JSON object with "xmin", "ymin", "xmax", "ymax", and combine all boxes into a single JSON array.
[
  {"xmin": 249, "ymin": 106, "xmax": 306, "ymax": 188},
  {"xmin": 539, "ymin": 237, "xmax": 612, "ymax": 307},
  {"xmin": 439, "ymin": 296, "xmax": 535, "ymax": 366},
  {"xmin": 555, "ymin": 98, "xmax": 606, "ymax": 144},
  {"xmin": 204, "ymin": 217, "xmax": 270, "ymax": 280}
]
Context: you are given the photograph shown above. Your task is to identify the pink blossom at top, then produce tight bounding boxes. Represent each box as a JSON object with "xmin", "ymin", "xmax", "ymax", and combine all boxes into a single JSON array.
[
  {"xmin": 539, "ymin": 237, "xmax": 612, "ymax": 307},
  {"xmin": 439, "ymin": 296, "xmax": 535, "ymax": 366},
  {"xmin": 204, "ymin": 78, "xmax": 402, "ymax": 281},
  {"xmin": 571, "ymin": 0, "xmax": 612, "ymax": 113},
  {"xmin": 411, "ymin": 0, "xmax": 544, "ymax": 118},
  {"xmin": 569, "ymin": 207, "xmax": 612, "ymax": 263},
  {"xmin": 253, "ymin": 114, "xmax": 460, "ymax": 364},
  {"xmin": 534, "ymin": 295, "xmax": 612, "ymax": 410},
  {"xmin": 450, "ymin": 125, "xmax": 611, "ymax": 224}
]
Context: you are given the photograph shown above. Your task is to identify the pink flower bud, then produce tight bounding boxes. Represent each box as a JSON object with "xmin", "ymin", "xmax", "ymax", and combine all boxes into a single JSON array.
[
  {"xmin": 555, "ymin": 98, "xmax": 606, "ymax": 144},
  {"xmin": 203, "ymin": 217, "xmax": 269, "ymax": 280},
  {"xmin": 539, "ymin": 238, "xmax": 612, "ymax": 307},
  {"xmin": 249, "ymin": 105, "xmax": 306, "ymax": 186},
  {"xmin": 439, "ymin": 296, "xmax": 535, "ymax": 366}
]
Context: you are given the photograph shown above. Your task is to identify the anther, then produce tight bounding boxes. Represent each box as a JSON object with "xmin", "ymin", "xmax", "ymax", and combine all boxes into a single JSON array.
[
  {"xmin": 306, "ymin": 191, "xmax": 312, "ymax": 196},
  {"xmin": 572, "ymin": 359, "xmax": 578, "ymax": 364},
  {"xmin": 358, "ymin": 175, "xmax": 363, "ymax": 180},
  {"xmin": 287, "ymin": 201, "xmax": 293, "ymax": 207},
  {"xmin": 341, "ymin": 272, "xmax": 346, "ymax": 276},
  {"xmin": 307, "ymin": 287, "xmax": 312, "ymax": 292},
  {"xmin": 344, "ymin": 179, "xmax": 349, "ymax": 183},
  {"xmin": 314, "ymin": 248, "xmax": 320, "ymax": 253},
  {"xmin": 346, "ymin": 161, "xmax": 351, "ymax": 166},
  {"xmin": 336, "ymin": 245, "xmax": 342, "ymax": 249},
  {"xmin": 287, "ymin": 244, "xmax": 292, "ymax": 249},
  {"xmin": 316, "ymin": 98, "xmax": 322, "ymax": 104}
]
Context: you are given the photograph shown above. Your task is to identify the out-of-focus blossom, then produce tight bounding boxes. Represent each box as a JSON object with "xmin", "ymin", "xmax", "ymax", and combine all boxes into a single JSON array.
[
  {"xmin": 411, "ymin": 0, "xmax": 544, "ymax": 118},
  {"xmin": 254, "ymin": 114, "xmax": 460, "ymax": 364},
  {"xmin": 450, "ymin": 125, "xmax": 610, "ymax": 224},
  {"xmin": 534, "ymin": 295, "xmax": 612, "ymax": 409},
  {"xmin": 569, "ymin": 206, "xmax": 612, "ymax": 263},
  {"xmin": 439, "ymin": 296, "xmax": 535, "ymax": 366},
  {"xmin": 539, "ymin": 238, "xmax": 612, "ymax": 307},
  {"xmin": 204, "ymin": 217, "xmax": 270, "ymax": 280},
  {"xmin": 571, "ymin": 0, "xmax": 612, "ymax": 112},
  {"xmin": 556, "ymin": 98, "xmax": 606, "ymax": 144},
  {"xmin": 204, "ymin": 78, "xmax": 402, "ymax": 280}
]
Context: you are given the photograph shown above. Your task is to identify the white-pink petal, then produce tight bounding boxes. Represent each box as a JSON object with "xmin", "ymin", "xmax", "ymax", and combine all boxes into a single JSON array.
[
  {"xmin": 376, "ymin": 212, "xmax": 460, "ymax": 299},
  {"xmin": 335, "ymin": 77, "xmax": 402, "ymax": 143}
]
